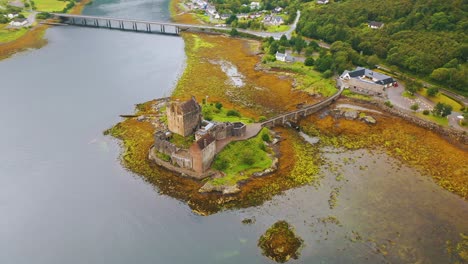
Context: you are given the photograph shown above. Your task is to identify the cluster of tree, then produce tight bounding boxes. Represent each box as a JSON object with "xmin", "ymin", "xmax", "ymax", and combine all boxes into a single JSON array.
[
  {"xmin": 262, "ymin": 35, "xmax": 310, "ymax": 55},
  {"xmin": 61, "ymin": 0, "xmax": 76, "ymax": 13},
  {"xmin": 296, "ymin": 0, "xmax": 468, "ymax": 94}
]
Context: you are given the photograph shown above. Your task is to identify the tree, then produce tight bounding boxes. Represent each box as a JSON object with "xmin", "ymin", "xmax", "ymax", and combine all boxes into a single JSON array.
[
  {"xmin": 304, "ymin": 57, "xmax": 314, "ymax": 67},
  {"xmin": 314, "ymin": 55, "xmax": 333, "ymax": 72},
  {"xmin": 226, "ymin": 14, "xmax": 238, "ymax": 25},
  {"xmin": 229, "ymin": 28, "xmax": 239, "ymax": 37},
  {"xmin": 433, "ymin": 102, "xmax": 453, "ymax": 117},
  {"xmin": 426, "ymin": 87, "xmax": 439, "ymax": 97},
  {"xmin": 410, "ymin": 103, "xmax": 419, "ymax": 111}
]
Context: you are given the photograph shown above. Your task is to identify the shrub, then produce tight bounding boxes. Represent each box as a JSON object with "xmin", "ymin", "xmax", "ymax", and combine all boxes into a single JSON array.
[
  {"xmin": 213, "ymin": 158, "xmax": 229, "ymax": 170},
  {"xmin": 215, "ymin": 102, "xmax": 223, "ymax": 110},
  {"xmin": 322, "ymin": 70, "xmax": 333, "ymax": 78},
  {"xmin": 226, "ymin": 109, "xmax": 241, "ymax": 117},
  {"xmin": 423, "ymin": 110, "xmax": 430, "ymax": 115},
  {"xmin": 258, "ymin": 116, "xmax": 267, "ymax": 122},
  {"xmin": 426, "ymin": 87, "xmax": 439, "ymax": 97},
  {"xmin": 304, "ymin": 57, "xmax": 314, "ymax": 67},
  {"xmin": 410, "ymin": 103, "xmax": 419, "ymax": 111},
  {"xmin": 384, "ymin": 101, "xmax": 393, "ymax": 108},
  {"xmin": 242, "ymin": 149, "xmax": 255, "ymax": 165},
  {"xmin": 262, "ymin": 133, "xmax": 270, "ymax": 142}
]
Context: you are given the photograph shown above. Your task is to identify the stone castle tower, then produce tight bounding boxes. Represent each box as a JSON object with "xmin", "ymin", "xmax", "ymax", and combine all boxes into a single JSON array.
[{"xmin": 166, "ymin": 97, "xmax": 202, "ymax": 137}]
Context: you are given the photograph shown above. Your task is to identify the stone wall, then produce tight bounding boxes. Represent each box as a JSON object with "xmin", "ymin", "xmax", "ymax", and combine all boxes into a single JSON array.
[
  {"xmin": 232, "ymin": 122, "xmax": 246, "ymax": 137},
  {"xmin": 154, "ymin": 133, "xmax": 178, "ymax": 156}
]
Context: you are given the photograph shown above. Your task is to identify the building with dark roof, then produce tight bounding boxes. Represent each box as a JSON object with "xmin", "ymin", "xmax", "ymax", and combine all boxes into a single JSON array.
[
  {"xmin": 167, "ymin": 96, "xmax": 202, "ymax": 137},
  {"xmin": 368, "ymin": 21, "xmax": 384, "ymax": 29},
  {"xmin": 340, "ymin": 67, "xmax": 396, "ymax": 97}
]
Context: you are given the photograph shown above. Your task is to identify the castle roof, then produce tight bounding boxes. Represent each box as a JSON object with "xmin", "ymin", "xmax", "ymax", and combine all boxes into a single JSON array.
[
  {"xmin": 178, "ymin": 97, "xmax": 201, "ymax": 114},
  {"xmin": 194, "ymin": 134, "xmax": 215, "ymax": 150}
]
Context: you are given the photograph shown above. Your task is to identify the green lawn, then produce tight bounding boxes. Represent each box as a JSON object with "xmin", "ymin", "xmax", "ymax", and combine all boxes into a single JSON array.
[
  {"xmin": 419, "ymin": 88, "xmax": 463, "ymax": 111},
  {"xmin": 202, "ymin": 103, "xmax": 253, "ymax": 123},
  {"xmin": 169, "ymin": 134, "xmax": 195, "ymax": 149},
  {"xmin": 342, "ymin": 89, "xmax": 372, "ymax": 101},
  {"xmin": 0, "ymin": 25, "xmax": 28, "ymax": 43},
  {"xmin": 266, "ymin": 61, "xmax": 337, "ymax": 96},
  {"xmin": 209, "ymin": 128, "xmax": 273, "ymax": 186},
  {"xmin": 266, "ymin": 25, "xmax": 290, "ymax": 32},
  {"xmin": 34, "ymin": 0, "xmax": 68, "ymax": 12},
  {"xmin": 416, "ymin": 113, "xmax": 449, "ymax": 126}
]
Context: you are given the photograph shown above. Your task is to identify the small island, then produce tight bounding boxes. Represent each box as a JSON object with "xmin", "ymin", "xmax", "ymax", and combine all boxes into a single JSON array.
[
  {"xmin": 258, "ymin": 221, "xmax": 304, "ymax": 263},
  {"xmin": 147, "ymin": 96, "xmax": 278, "ymax": 194}
]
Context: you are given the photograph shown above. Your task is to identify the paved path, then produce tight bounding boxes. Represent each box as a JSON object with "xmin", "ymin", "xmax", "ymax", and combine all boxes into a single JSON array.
[
  {"xmin": 215, "ymin": 123, "xmax": 262, "ymax": 153},
  {"xmin": 387, "ymin": 85, "xmax": 432, "ymax": 111}
]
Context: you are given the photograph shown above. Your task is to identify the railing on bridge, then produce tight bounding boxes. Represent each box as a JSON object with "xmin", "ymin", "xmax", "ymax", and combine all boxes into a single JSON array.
[
  {"xmin": 261, "ymin": 86, "xmax": 344, "ymax": 128},
  {"xmin": 49, "ymin": 13, "xmax": 235, "ymax": 36}
]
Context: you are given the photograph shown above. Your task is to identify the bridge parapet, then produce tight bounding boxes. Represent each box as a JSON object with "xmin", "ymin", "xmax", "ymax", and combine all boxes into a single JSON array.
[{"xmin": 260, "ymin": 86, "xmax": 343, "ymax": 128}]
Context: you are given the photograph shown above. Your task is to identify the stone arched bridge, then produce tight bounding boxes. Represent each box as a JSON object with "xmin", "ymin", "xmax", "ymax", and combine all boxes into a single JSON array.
[{"xmin": 261, "ymin": 86, "xmax": 344, "ymax": 128}]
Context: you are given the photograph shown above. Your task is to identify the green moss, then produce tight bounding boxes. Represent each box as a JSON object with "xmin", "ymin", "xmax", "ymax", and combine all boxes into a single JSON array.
[
  {"xmin": 342, "ymin": 89, "xmax": 372, "ymax": 101},
  {"xmin": 202, "ymin": 103, "xmax": 252, "ymax": 123},
  {"xmin": 169, "ymin": 134, "xmax": 195, "ymax": 149},
  {"xmin": 209, "ymin": 128, "xmax": 273, "ymax": 186},
  {"xmin": 289, "ymin": 138, "xmax": 322, "ymax": 185},
  {"xmin": 258, "ymin": 221, "xmax": 303, "ymax": 263},
  {"xmin": 155, "ymin": 151, "xmax": 171, "ymax": 162}
]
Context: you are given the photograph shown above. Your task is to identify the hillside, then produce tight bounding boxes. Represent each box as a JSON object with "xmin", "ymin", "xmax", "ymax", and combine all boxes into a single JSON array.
[{"xmin": 296, "ymin": 0, "xmax": 468, "ymax": 94}]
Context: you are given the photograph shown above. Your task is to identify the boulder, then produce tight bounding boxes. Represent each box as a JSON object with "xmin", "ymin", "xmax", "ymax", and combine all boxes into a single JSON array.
[
  {"xmin": 199, "ymin": 182, "xmax": 241, "ymax": 195},
  {"xmin": 363, "ymin": 115, "xmax": 377, "ymax": 124},
  {"xmin": 343, "ymin": 110, "xmax": 359, "ymax": 120}
]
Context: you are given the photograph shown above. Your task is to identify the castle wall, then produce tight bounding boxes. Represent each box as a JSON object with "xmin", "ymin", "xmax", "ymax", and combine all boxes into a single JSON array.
[{"xmin": 344, "ymin": 78, "xmax": 386, "ymax": 97}]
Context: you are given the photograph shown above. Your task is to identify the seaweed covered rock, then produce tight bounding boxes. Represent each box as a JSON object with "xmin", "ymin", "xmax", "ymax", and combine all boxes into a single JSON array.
[{"xmin": 258, "ymin": 221, "xmax": 304, "ymax": 263}]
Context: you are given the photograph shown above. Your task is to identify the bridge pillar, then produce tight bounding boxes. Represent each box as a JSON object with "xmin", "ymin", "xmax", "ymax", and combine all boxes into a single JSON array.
[
  {"xmin": 106, "ymin": 20, "xmax": 111, "ymax": 28},
  {"xmin": 82, "ymin": 18, "xmax": 87, "ymax": 25},
  {"xmin": 71, "ymin": 17, "xmax": 75, "ymax": 24},
  {"xmin": 161, "ymin": 25, "xmax": 165, "ymax": 33},
  {"xmin": 119, "ymin": 21, "xmax": 124, "ymax": 29},
  {"xmin": 94, "ymin": 19, "xmax": 99, "ymax": 27}
]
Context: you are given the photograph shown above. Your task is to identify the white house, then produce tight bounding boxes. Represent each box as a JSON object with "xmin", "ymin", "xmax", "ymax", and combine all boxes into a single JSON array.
[
  {"xmin": 5, "ymin": 13, "xmax": 18, "ymax": 19},
  {"xmin": 9, "ymin": 18, "xmax": 28, "ymax": 27},
  {"xmin": 273, "ymin": 7, "xmax": 283, "ymax": 13},
  {"xmin": 250, "ymin": 2, "xmax": 260, "ymax": 10},
  {"xmin": 317, "ymin": 0, "xmax": 329, "ymax": 4},
  {"xmin": 275, "ymin": 51, "xmax": 294, "ymax": 62},
  {"xmin": 368, "ymin": 21, "xmax": 384, "ymax": 29}
]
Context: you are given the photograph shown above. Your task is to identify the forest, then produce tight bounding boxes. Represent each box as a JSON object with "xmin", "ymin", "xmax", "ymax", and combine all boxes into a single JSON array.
[{"xmin": 296, "ymin": 0, "xmax": 468, "ymax": 94}]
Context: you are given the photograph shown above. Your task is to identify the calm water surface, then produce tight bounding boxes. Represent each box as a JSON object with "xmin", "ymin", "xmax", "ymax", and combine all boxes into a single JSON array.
[{"xmin": 0, "ymin": 0, "xmax": 466, "ymax": 263}]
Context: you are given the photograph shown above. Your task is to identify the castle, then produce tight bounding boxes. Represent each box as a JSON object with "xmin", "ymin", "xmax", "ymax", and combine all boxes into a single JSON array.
[{"xmin": 152, "ymin": 97, "xmax": 246, "ymax": 178}]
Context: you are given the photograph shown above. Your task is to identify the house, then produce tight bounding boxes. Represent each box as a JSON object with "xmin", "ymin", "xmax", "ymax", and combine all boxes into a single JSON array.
[
  {"xmin": 250, "ymin": 1, "xmax": 260, "ymax": 10},
  {"xmin": 5, "ymin": 13, "xmax": 18, "ymax": 19},
  {"xmin": 237, "ymin": 13, "xmax": 249, "ymax": 19},
  {"xmin": 263, "ymin": 15, "xmax": 284, "ymax": 26},
  {"xmin": 189, "ymin": 134, "xmax": 216, "ymax": 173},
  {"xmin": 368, "ymin": 21, "xmax": 384, "ymax": 29},
  {"xmin": 340, "ymin": 67, "xmax": 396, "ymax": 97},
  {"xmin": 248, "ymin": 12, "xmax": 262, "ymax": 19},
  {"xmin": 9, "ymin": 18, "xmax": 28, "ymax": 27},
  {"xmin": 275, "ymin": 51, "xmax": 294, "ymax": 62},
  {"xmin": 205, "ymin": 5, "xmax": 218, "ymax": 17},
  {"xmin": 317, "ymin": 0, "xmax": 329, "ymax": 4},
  {"xmin": 166, "ymin": 97, "xmax": 202, "ymax": 137},
  {"xmin": 220, "ymin": 14, "xmax": 230, "ymax": 20},
  {"xmin": 272, "ymin": 7, "xmax": 283, "ymax": 13}
]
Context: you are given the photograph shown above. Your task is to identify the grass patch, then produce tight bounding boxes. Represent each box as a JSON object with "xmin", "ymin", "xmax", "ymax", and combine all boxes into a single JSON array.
[
  {"xmin": 210, "ymin": 128, "xmax": 272, "ymax": 186},
  {"xmin": 202, "ymin": 103, "xmax": 253, "ymax": 123},
  {"xmin": 265, "ymin": 25, "xmax": 290, "ymax": 32},
  {"xmin": 169, "ymin": 134, "xmax": 195, "ymax": 149},
  {"xmin": 194, "ymin": 13, "xmax": 211, "ymax": 24},
  {"xmin": 416, "ymin": 112, "xmax": 448, "ymax": 126},
  {"xmin": 402, "ymin": 91, "xmax": 416, "ymax": 99},
  {"xmin": 191, "ymin": 34, "xmax": 214, "ymax": 52},
  {"xmin": 342, "ymin": 89, "xmax": 372, "ymax": 101},
  {"xmin": 419, "ymin": 88, "xmax": 463, "ymax": 111},
  {"xmin": 266, "ymin": 61, "xmax": 337, "ymax": 97},
  {"xmin": 0, "ymin": 26, "xmax": 28, "ymax": 43},
  {"xmin": 34, "ymin": 0, "xmax": 68, "ymax": 12}
]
